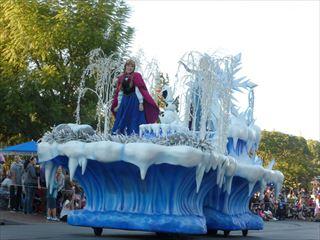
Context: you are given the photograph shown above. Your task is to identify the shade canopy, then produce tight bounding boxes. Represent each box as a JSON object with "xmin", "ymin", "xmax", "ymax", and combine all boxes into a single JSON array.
[{"xmin": 1, "ymin": 140, "xmax": 37, "ymax": 155}]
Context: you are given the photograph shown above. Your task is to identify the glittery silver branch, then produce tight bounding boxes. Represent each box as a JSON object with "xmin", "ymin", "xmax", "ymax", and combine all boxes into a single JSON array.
[
  {"xmin": 75, "ymin": 48, "xmax": 124, "ymax": 136},
  {"xmin": 40, "ymin": 125, "xmax": 215, "ymax": 153}
]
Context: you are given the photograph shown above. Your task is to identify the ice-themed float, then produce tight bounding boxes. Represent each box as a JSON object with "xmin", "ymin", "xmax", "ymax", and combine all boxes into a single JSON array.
[{"xmin": 38, "ymin": 50, "xmax": 283, "ymax": 237}]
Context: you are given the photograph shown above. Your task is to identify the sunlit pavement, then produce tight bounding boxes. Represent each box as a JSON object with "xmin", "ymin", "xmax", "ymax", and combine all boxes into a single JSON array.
[{"xmin": 0, "ymin": 210, "xmax": 319, "ymax": 240}]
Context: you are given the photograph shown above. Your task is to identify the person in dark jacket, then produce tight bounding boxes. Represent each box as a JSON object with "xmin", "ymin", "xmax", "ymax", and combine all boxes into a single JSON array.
[
  {"xmin": 10, "ymin": 156, "xmax": 23, "ymax": 211},
  {"xmin": 23, "ymin": 157, "xmax": 37, "ymax": 214}
]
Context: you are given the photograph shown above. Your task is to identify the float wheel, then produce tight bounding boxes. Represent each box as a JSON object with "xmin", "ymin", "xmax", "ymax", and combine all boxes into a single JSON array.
[
  {"xmin": 93, "ymin": 227, "xmax": 103, "ymax": 236},
  {"xmin": 242, "ymin": 229, "xmax": 248, "ymax": 236}
]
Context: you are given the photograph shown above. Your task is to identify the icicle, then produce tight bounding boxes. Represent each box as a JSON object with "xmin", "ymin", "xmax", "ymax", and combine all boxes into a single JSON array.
[
  {"xmin": 79, "ymin": 157, "xmax": 88, "ymax": 175},
  {"xmin": 138, "ymin": 164, "xmax": 150, "ymax": 180},
  {"xmin": 196, "ymin": 163, "xmax": 206, "ymax": 192},
  {"xmin": 217, "ymin": 161, "xmax": 226, "ymax": 189},
  {"xmin": 205, "ymin": 157, "xmax": 212, "ymax": 173},
  {"xmin": 219, "ymin": 157, "xmax": 229, "ymax": 188},
  {"xmin": 233, "ymin": 137, "xmax": 238, "ymax": 151},
  {"xmin": 248, "ymin": 182, "xmax": 256, "ymax": 196},
  {"xmin": 219, "ymin": 174, "xmax": 225, "ymax": 189},
  {"xmin": 225, "ymin": 176, "xmax": 234, "ymax": 195},
  {"xmin": 68, "ymin": 157, "xmax": 79, "ymax": 181},
  {"xmin": 267, "ymin": 159, "xmax": 275, "ymax": 170},
  {"xmin": 216, "ymin": 162, "xmax": 221, "ymax": 186},
  {"xmin": 210, "ymin": 153, "xmax": 219, "ymax": 171}
]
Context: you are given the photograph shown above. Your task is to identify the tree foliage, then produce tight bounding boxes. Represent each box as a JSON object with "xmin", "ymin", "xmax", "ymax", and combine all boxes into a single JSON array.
[
  {"xmin": 0, "ymin": 0, "xmax": 133, "ymax": 145},
  {"xmin": 257, "ymin": 130, "xmax": 320, "ymax": 189}
]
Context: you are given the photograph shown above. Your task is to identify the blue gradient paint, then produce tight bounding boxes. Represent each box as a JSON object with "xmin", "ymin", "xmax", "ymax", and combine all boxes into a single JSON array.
[
  {"xmin": 49, "ymin": 156, "xmax": 215, "ymax": 234},
  {"xmin": 204, "ymin": 176, "xmax": 263, "ymax": 231}
]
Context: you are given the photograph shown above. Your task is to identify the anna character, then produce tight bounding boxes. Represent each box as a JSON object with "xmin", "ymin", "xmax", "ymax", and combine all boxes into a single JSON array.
[{"xmin": 111, "ymin": 59, "xmax": 159, "ymax": 135}]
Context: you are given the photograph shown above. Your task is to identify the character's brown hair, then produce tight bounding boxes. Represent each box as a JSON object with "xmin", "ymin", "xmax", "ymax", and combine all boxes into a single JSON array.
[{"xmin": 123, "ymin": 59, "xmax": 136, "ymax": 73}]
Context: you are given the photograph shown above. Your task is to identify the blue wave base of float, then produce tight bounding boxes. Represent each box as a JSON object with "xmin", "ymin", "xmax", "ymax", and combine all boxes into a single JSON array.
[
  {"xmin": 48, "ymin": 156, "xmax": 215, "ymax": 234},
  {"xmin": 39, "ymin": 128, "xmax": 283, "ymax": 235},
  {"xmin": 204, "ymin": 177, "xmax": 263, "ymax": 231}
]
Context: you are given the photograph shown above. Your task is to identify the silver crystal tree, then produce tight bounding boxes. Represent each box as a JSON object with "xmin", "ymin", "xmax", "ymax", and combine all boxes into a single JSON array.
[
  {"xmin": 75, "ymin": 48, "xmax": 123, "ymax": 135},
  {"xmin": 132, "ymin": 49, "xmax": 161, "ymax": 100},
  {"xmin": 176, "ymin": 51, "xmax": 256, "ymax": 154}
]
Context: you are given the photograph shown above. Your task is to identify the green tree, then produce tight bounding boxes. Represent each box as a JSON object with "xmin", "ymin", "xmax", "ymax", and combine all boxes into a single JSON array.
[
  {"xmin": 0, "ymin": 0, "xmax": 133, "ymax": 146},
  {"xmin": 257, "ymin": 130, "xmax": 319, "ymax": 189},
  {"xmin": 307, "ymin": 140, "xmax": 320, "ymax": 176}
]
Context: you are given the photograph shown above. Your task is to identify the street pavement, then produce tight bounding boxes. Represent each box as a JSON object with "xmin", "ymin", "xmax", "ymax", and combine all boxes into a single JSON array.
[{"xmin": 0, "ymin": 210, "xmax": 319, "ymax": 240}]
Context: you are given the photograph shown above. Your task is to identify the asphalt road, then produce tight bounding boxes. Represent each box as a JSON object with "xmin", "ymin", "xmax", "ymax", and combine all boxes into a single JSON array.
[{"xmin": 0, "ymin": 211, "xmax": 319, "ymax": 240}]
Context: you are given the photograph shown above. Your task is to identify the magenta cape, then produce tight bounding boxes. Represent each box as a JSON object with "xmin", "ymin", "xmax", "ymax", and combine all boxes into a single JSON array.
[{"xmin": 111, "ymin": 72, "xmax": 159, "ymax": 124}]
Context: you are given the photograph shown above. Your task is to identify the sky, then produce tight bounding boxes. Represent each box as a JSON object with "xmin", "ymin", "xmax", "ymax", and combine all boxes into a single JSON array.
[{"xmin": 126, "ymin": 0, "xmax": 320, "ymax": 141}]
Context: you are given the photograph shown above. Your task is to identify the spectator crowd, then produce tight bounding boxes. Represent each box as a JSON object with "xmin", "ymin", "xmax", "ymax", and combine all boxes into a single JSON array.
[
  {"xmin": 250, "ymin": 178, "xmax": 320, "ymax": 222},
  {"xmin": 0, "ymin": 155, "xmax": 86, "ymax": 221}
]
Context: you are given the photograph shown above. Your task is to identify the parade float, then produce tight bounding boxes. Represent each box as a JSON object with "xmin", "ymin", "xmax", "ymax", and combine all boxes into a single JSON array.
[{"xmin": 38, "ymin": 50, "xmax": 283, "ymax": 237}]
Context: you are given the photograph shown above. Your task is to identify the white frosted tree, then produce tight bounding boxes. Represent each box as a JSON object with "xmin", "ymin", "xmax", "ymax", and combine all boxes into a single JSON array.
[
  {"xmin": 176, "ymin": 51, "xmax": 256, "ymax": 154},
  {"xmin": 75, "ymin": 48, "xmax": 123, "ymax": 135},
  {"xmin": 132, "ymin": 49, "xmax": 161, "ymax": 100}
]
